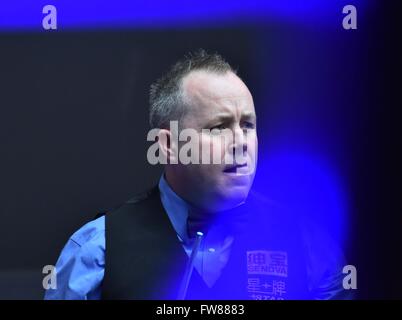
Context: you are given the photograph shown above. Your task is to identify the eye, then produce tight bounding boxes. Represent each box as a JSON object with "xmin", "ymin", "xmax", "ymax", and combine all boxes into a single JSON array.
[
  {"xmin": 242, "ymin": 122, "xmax": 255, "ymax": 129},
  {"xmin": 210, "ymin": 124, "xmax": 227, "ymax": 131}
]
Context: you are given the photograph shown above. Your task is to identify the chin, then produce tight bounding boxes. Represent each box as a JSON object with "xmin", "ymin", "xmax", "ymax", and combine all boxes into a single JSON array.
[{"xmin": 212, "ymin": 188, "xmax": 250, "ymax": 211}]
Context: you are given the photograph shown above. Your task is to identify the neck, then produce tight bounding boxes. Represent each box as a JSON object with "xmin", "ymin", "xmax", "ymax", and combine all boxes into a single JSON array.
[
  {"xmin": 164, "ymin": 169, "xmax": 202, "ymax": 208},
  {"xmin": 164, "ymin": 168, "xmax": 246, "ymax": 212}
]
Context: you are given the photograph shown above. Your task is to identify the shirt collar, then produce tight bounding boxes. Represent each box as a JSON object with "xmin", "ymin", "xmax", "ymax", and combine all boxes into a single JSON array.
[{"xmin": 158, "ymin": 173, "xmax": 191, "ymax": 244}]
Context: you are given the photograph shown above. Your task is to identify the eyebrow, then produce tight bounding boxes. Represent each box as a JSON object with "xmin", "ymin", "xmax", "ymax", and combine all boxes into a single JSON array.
[
  {"xmin": 241, "ymin": 112, "xmax": 256, "ymax": 121},
  {"xmin": 210, "ymin": 112, "xmax": 256, "ymax": 122}
]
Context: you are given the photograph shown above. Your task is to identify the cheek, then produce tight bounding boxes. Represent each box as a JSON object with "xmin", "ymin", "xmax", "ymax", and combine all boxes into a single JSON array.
[
  {"xmin": 199, "ymin": 136, "xmax": 211, "ymax": 152},
  {"xmin": 199, "ymin": 135, "xmax": 226, "ymax": 161},
  {"xmin": 246, "ymin": 135, "xmax": 258, "ymax": 174},
  {"xmin": 247, "ymin": 134, "xmax": 258, "ymax": 157}
]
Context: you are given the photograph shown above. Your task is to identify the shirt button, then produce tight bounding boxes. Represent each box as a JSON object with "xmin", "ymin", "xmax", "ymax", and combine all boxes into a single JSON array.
[{"xmin": 208, "ymin": 248, "xmax": 216, "ymax": 253}]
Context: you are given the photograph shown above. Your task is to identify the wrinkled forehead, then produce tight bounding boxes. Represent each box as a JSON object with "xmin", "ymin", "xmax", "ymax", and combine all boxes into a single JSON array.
[{"xmin": 181, "ymin": 70, "xmax": 255, "ymax": 123}]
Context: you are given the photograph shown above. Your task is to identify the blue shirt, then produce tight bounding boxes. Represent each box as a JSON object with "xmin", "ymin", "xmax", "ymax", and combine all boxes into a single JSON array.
[{"xmin": 45, "ymin": 175, "xmax": 233, "ymax": 299}]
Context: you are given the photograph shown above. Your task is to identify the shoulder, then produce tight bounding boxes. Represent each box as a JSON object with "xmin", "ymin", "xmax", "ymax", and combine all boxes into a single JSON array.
[
  {"xmin": 105, "ymin": 186, "xmax": 161, "ymax": 224},
  {"xmin": 296, "ymin": 216, "xmax": 350, "ymax": 299},
  {"xmin": 298, "ymin": 217, "xmax": 347, "ymax": 277},
  {"xmin": 45, "ymin": 216, "xmax": 106, "ymax": 299},
  {"xmin": 70, "ymin": 215, "xmax": 105, "ymax": 248},
  {"xmin": 125, "ymin": 186, "xmax": 159, "ymax": 205},
  {"xmin": 59, "ymin": 215, "xmax": 106, "ymax": 268}
]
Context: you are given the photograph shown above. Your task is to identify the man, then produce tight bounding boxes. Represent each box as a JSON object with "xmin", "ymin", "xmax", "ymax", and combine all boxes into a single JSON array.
[{"xmin": 45, "ymin": 50, "xmax": 349, "ymax": 300}]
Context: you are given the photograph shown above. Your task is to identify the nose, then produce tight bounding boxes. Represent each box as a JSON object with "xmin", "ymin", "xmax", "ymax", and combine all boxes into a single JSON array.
[{"xmin": 228, "ymin": 126, "xmax": 247, "ymax": 164}]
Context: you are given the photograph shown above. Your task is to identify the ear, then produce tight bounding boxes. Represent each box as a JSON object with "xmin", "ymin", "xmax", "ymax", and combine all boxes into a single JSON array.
[{"xmin": 158, "ymin": 129, "xmax": 179, "ymax": 164}]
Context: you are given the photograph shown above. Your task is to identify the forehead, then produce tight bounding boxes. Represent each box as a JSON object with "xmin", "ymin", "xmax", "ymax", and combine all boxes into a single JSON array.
[{"xmin": 181, "ymin": 70, "xmax": 255, "ymax": 121}]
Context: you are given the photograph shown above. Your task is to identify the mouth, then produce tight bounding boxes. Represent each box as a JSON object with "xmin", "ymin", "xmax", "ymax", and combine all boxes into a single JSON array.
[{"xmin": 223, "ymin": 163, "xmax": 249, "ymax": 174}]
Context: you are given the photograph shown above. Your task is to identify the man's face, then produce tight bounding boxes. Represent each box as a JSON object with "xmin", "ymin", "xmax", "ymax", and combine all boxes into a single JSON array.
[{"xmin": 170, "ymin": 70, "xmax": 258, "ymax": 212}]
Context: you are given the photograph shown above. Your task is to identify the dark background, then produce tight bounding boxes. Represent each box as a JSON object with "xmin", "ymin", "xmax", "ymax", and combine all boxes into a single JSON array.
[{"xmin": 0, "ymin": 2, "xmax": 401, "ymax": 299}]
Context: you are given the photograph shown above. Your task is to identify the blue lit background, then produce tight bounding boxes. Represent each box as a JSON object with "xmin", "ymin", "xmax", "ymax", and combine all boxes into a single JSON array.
[
  {"xmin": 0, "ymin": 0, "xmax": 380, "ymax": 298},
  {"xmin": 1, "ymin": 1, "xmax": 372, "ymax": 30}
]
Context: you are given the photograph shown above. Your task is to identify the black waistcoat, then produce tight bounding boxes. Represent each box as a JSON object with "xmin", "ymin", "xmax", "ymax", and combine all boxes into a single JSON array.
[{"xmin": 101, "ymin": 187, "xmax": 311, "ymax": 300}]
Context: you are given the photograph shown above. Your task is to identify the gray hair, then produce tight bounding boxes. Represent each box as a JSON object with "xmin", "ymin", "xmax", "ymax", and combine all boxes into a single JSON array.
[{"xmin": 149, "ymin": 49, "xmax": 236, "ymax": 129}]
